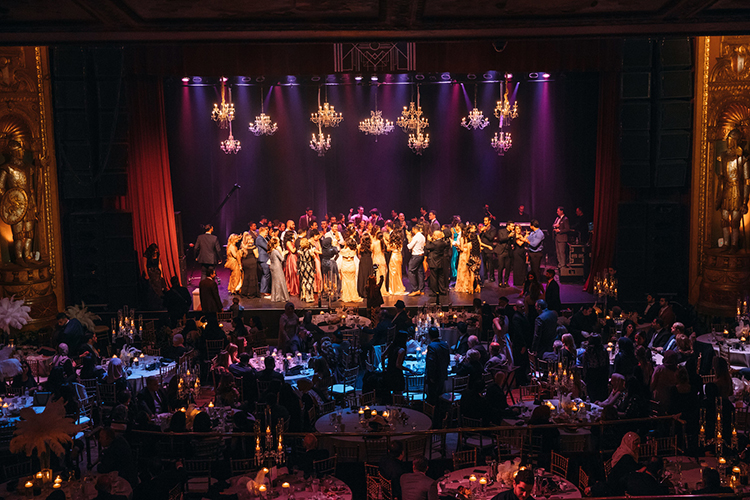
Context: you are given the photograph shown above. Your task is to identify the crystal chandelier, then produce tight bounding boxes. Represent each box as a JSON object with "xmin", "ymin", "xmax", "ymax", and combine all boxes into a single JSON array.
[
  {"xmin": 397, "ymin": 85, "xmax": 429, "ymax": 133},
  {"xmin": 310, "ymin": 86, "xmax": 343, "ymax": 128},
  {"xmin": 310, "ymin": 122, "xmax": 331, "ymax": 157},
  {"xmin": 359, "ymin": 88, "xmax": 394, "ymax": 141},
  {"xmin": 249, "ymin": 87, "xmax": 278, "ymax": 136},
  {"xmin": 407, "ymin": 86, "xmax": 429, "ymax": 155},
  {"xmin": 461, "ymin": 85, "xmax": 489, "ymax": 130},
  {"xmin": 494, "ymin": 78, "xmax": 518, "ymax": 127},
  {"xmin": 211, "ymin": 78, "xmax": 235, "ymax": 129},
  {"xmin": 491, "ymin": 129, "xmax": 511, "ymax": 155},
  {"xmin": 221, "ymin": 118, "xmax": 241, "ymax": 154}
]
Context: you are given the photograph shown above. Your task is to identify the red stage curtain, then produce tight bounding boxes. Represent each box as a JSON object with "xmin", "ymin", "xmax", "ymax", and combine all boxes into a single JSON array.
[
  {"xmin": 584, "ymin": 70, "xmax": 621, "ymax": 293},
  {"xmin": 116, "ymin": 77, "xmax": 180, "ymax": 284}
]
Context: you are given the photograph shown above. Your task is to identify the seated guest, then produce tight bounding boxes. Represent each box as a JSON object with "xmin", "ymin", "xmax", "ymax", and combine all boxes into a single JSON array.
[
  {"xmin": 132, "ymin": 460, "xmax": 188, "ymax": 500},
  {"xmin": 97, "ymin": 427, "xmax": 138, "ymax": 487},
  {"xmin": 529, "ymin": 405, "xmax": 559, "ymax": 470},
  {"xmin": 181, "ymin": 319, "xmax": 200, "ymax": 348},
  {"xmin": 111, "ymin": 390, "xmax": 134, "ymax": 425},
  {"xmin": 582, "ymin": 334, "xmax": 609, "ymax": 404},
  {"xmin": 453, "ymin": 322, "xmax": 470, "ymax": 355},
  {"xmin": 168, "ymin": 410, "xmax": 187, "ymax": 432},
  {"xmin": 713, "ymin": 356, "xmax": 733, "ymax": 400},
  {"xmin": 215, "ymin": 371, "xmax": 240, "ymax": 406},
  {"xmin": 625, "ymin": 457, "xmax": 669, "ymax": 496},
  {"xmin": 138, "ymin": 376, "xmax": 169, "ymax": 415},
  {"xmin": 226, "ymin": 343, "xmax": 240, "ymax": 365},
  {"xmin": 286, "ymin": 328, "xmax": 310, "ymax": 354},
  {"xmin": 295, "ymin": 433, "xmax": 329, "ymax": 478},
  {"xmin": 133, "ymin": 410, "xmax": 161, "ymax": 433},
  {"xmin": 379, "ymin": 441, "xmax": 408, "ymax": 500},
  {"xmin": 456, "ymin": 349, "xmax": 483, "ymax": 385},
  {"xmin": 490, "ymin": 468, "xmax": 533, "ymax": 500},
  {"xmin": 258, "ymin": 355, "xmax": 284, "ymax": 383},
  {"xmin": 567, "ymin": 304, "xmax": 597, "ymax": 345},
  {"xmin": 231, "ymin": 316, "xmax": 249, "ymax": 345},
  {"xmin": 164, "ymin": 333, "xmax": 186, "ymax": 361},
  {"xmin": 486, "ymin": 372, "xmax": 510, "ymax": 425},
  {"xmin": 228, "ymin": 296, "xmax": 244, "ymax": 318},
  {"xmin": 633, "ymin": 345, "xmax": 654, "ymax": 392},
  {"xmin": 559, "ymin": 333, "xmax": 577, "ymax": 369},
  {"xmin": 400, "ymin": 456, "xmax": 438, "ymax": 500},
  {"xmin": 193, "ymin": 411, "xmax": 212, "ymax": 433},
  {"xmin": 229, "ymin": 353, "xmax": 257, "ymax": 402},
  {"xmin": 596, "ymin": 373, "xmax": 626, "ymax": 408},
  {"xmin": 12, "ymin": 360, "xmax": 37, "ymax": 392},
  {"xmin": 102, "ymin": 357, "xmax": 127, "ymax": 394},
  {"xmin": 79, "ymin": 353, "xmax": 104, "ymax": 381},
  {"xmin": 62, "ymin": 359, "xmax": 78, "ymax": 385},
  {"xmin": 467, "ymin": 335, "xmax": 489, "ymax": 365},
  {"xmin": 50, "ymin": 343, "xmax": 71, "ymax": 368},
  {"xmin": 78, "ymin": 333, "xmax": 101, "ymax": 363},
  {"xmin": 484, "ymin": 342, "xmax": 510, "ymax": 376},
  {"xmin": 362, "ymin": 308, "xmax": 391, "ymax": 348},
  {"xmin": 693, "ymin": 468, "xmax": 733, "ymax": 495},
  {"xmin": 93, "ymin": 474, "xmax": 128, "ymax": 500},
  {"xmin": 330, "ymin": 331, "xmax": 351, "ymax": 382},
  {"xmin": 301, "ymin": 311, "xmax": 325, "ymax": 339},
  {"xmin": 618, "ymin": 376, "xmax": 649, "ymax": 419},
  {"xmin": 589, "ymin": 432, "xmax": 640, "ymax": 497},
  {"xmin": 201, "ymin": 313, "xmax": 229, "ymax": 352},
  {"xmin": 459, "ymin": 379, "xmax": 487, "ymax": 423},
  {"xmin": 651, "ymin": 350, "xmax": 679, "ymax": 414},
  {"xmin": 648, "ymin": 318, "xmax": 671, "ymax": 350},
  {"xmin": 613, "ymin": 336, "xmax": 637, "ymax": 379}
]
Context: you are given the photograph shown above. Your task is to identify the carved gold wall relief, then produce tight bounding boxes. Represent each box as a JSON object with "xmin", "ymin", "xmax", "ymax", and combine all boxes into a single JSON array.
[
  {"xmin": 692, "ymin": 37, "xmax": 750, "ymax": 316},
  {"xmin": 0, "ymin": 47, "xmax": 64, "ymax": 330}
]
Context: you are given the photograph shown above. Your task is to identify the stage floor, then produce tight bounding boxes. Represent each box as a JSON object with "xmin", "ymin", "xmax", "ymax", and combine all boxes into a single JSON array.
[{"xmin": 190, "ymin": 267, "xmax": 595, "ymax": 311}]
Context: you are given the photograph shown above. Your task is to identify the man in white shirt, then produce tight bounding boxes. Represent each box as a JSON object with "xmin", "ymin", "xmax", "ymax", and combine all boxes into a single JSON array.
[
  {"xmin": 407, "ymin": 225, "xmax": 426, "ymax": 296},
  {"xmin": 348, "ymin": 206, "xmax": 369, "ymax": 226},
  {"xmin": 325, "ymin": 216, "xmax": 345, "ymax": 248}
]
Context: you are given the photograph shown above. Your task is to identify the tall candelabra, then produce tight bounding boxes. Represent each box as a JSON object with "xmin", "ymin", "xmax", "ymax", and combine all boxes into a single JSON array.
[
  {"xmin": 254, "ymin": 410, "xmax": 286, "ymax": 468},
  {"xmin": 111, "ymin": 307, "xmax": 142, "ymax": 344},
  {"xmin": 593, "ymin": 269, "xmax": 618, "ymax": 315},
  {"xmin": 177, "ymin": 368, "xmax": 200, "ymax": 402}
]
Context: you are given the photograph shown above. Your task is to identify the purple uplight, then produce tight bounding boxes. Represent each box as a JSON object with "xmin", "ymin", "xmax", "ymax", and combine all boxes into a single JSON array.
[
  {"xmin": 542, "ymin": 73, "xmax": 551, "ymax": 79},
  {"xmin": 181, "ymin": 77, "xmax": 190, "ymax": 83}
]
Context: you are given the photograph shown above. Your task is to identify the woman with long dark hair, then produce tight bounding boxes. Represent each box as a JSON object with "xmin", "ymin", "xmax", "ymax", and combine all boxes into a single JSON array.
[
  {"xmin": 582, "ymin": 334, "xmax": 609, "ymax": 403},
  {"xmin": 382, "ymin": 331, "xmax": 414, "ymax": 400},
  {"xmin": 467, "ymin": 224, "xmax": 483, "ymax": 293},
  {"xmin": 283, "ymin": 220, "xmax": 299, "ymax": 297},
  {"xmin": 357, "ymin": 232, "xmax": 373, "ymax": 298},
  {"xmin": 143, "ymin": 243, "xmax": 165, "ymax": 298},
  {"xmin": 239, "ymin": 232, "xmax": 259, "ymax": 298}
]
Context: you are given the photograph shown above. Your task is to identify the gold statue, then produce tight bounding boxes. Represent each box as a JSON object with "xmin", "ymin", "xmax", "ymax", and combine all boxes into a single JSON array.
[
  {"xmin": 0, "ymin": 135, "xmax": 38, "ymax": 266},
  {"xmin": 715, "ymin": 128, "xmax": 750, "ymax": 253}
]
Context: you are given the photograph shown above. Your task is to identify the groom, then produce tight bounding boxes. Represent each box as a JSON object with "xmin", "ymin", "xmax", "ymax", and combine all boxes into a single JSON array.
[{"xmin": 255, "ymin": 226, "xmax": 271, "ymax": 297}]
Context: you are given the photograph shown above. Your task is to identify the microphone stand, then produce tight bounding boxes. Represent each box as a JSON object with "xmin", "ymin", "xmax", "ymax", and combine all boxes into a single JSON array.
[{"xmin": 208, "ymin": 184, "xmax": 241, "ymax": 224}]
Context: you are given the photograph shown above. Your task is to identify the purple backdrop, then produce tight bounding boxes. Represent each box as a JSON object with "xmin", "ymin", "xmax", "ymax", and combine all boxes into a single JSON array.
[{"xmin": 164, "ymin": 74, "xmax": 598, "ymax": 248}]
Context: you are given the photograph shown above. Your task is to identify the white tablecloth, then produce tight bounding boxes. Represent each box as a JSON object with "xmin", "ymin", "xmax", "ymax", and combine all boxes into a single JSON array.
[
  {"xmin": 696, "ymin": 334, "xmax": 750, "ymax": 367},
  {"xmin": 222, "ymin": 472, "xmax": 352, "ymax": 499},
  {"xmin": 103, "ymin": 356, "xmax": 176, "ymax": 393},
  {"xmin": 438, "ymin": 466, "xmax": 581, "ymax": 499},
  {"xmin": 248, "ymin": 356, "xmax": 315, "ymax": 383},
  {"xmin": 314, "ymin": 406, "xmax": 431, "ymax": 443}
]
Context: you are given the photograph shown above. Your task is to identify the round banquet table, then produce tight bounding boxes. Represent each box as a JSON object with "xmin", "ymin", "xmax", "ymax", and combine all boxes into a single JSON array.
[
  {"xmin": 306, "ymin": 314, "xmax": 372, "ymax": 334},
  {"xmin": 248, "ymin": 356, "xmax": 315, "ymax": 383},
  {"xmin": 437, "ymin": 326, "xmax": 479, "ymax": 351},
  {"xmin": 222, "ymin": 471, "xmax": 352, "ymax": 500},
  {"xmin": 1, "ymin": 472, "xmax": 132, "ymax": 500},
  {"xmin": 696, "ymin": 333, "xmax": 750, "ymax": 367},
  {"xmin": 438, "ymin": 466, "xmax": 581, "ymax": 499},
  {"xmin": 172, "ymin": 321, "xmax": 234, "ymax": 338},
  {"xmin": 663, "ymin": 456, "xmax": 750, "ymax": 494},
  {"xmin": 103, "ymin": 355, "xmax": 176, "ymax": 393},
  {"xmin": 504, "ymin": 399, "xmax": 603, "ymax": 450},
  {"xmin": 314, "ymin": 405, "xmax": 432, "ymax": 453}
]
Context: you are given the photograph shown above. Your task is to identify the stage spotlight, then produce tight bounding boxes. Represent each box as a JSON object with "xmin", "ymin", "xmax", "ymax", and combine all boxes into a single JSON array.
[
  {"xmin": 355, "ymin": 75, "xmax": 363, "ymax": 81},
  {"xmin": 311, "ymin": 75, "xmax": 321, "ymax": 82},
  {"xmin": 181, "ymin": 77, "xmax": 190, "ymax": 83},
  {"xmin": 505, "ymin": 73, "xmax": 513, "ymax": 79},
  {"xmin": 220, "ymin": 77, "xmax": 228, "ymax": 82},
  {"xmin": 256, "ymin": 76, "xmax": 265, "ymax": 82},
  {"xmin": 241, "ymin": 77, "xmax": 251, "ymax": 83},
  {"xmin": 327, "ymin": 74, "xmax": 336, "ymax": 82},
  {"xmin": 483, "ymin": 73, "xmax": 493, "ymax": 80},
  {"xmin": 467, "ymin": 73, "xmax": 476, "ymax": 80},
  {"xmin": 441, "ymin": 72, "xmax": 450, "ymax": 80},
  {"xmin": 371, "ymin": 75, "xmax": 378, "ymax": 81},
  {"xmin": 192, "ymin": 77, "xmax": 202, "ymax": 83},
  {"xmin": 542, "ymin": 73, "xmax": 550, "ymax": 79},
  {"xmin": 287, "ymin": 75, "xmax": 297, "ymax": 83},
  {"xmin": 415, "ymin": 73, "xmax": 425, "ymax": 80},
  {"xmin": 529, "ymin": 72, "xmax": 538, "ymax": 79}
]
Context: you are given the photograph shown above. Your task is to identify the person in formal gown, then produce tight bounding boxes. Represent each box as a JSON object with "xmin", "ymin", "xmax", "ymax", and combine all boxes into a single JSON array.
[
  {"xmin": 310, "ymin": 230, "xmax": 323, "ymax": 295},
  {"xmin": 224, "ymin": 234, "xmax": 243, "ymax": 295},
  {"xmin": 371, "ymin": 227, "xmax": 388, "ymax": 296},
  {"xmin": 387, "ymin": 229, "xmax": 407, "ymax": 295},
  {"xmin": 450, "ymin": 219, "xmax": 462, "ymax": 283},
  {"xmin": 194, "ymin": 224, "xmax": 222, "ymax": 281},
  {"xmin": 454, "ymin": 232, "xmax": 474, "ymax": 294},
  {"xmin": 283, "ymin": 220, "xmax": 299, "ymax": 296},
  {"xmin": 320, "ymin": 236, "xmax": 339, "ymax": 299},
  {"xmin": 239, "ymin": 232, "xmax": 259, "ymax": 298},
  {"xmin": 298, "ymin": 237, "xmax": 316, "ymax": 303},
  {"xmin": 511, "ymin": 225, "xmax": 528, "ymax": 287},
  {"xmin": 143, "ymin": 243, "xmax": 166, "ymax": 300},
  {"xmin": 467, "ymin": 224, "xmax": 485, "ymax": 293},
  {"xmin": 357, "ymin": 232, "xmax": 373, "ymax": 299},
  {"xmin": 268, "ymin": 237, "xmax": 290, "ymax": 303},
  {"xmin": 339, "ymin": 239, "xmax": 362, "ymax": 303}
]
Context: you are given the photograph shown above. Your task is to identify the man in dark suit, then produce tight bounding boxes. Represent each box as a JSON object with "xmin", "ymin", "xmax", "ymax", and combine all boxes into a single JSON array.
[
  {"xmin": 568, "ymin": 304, "xmax": 596, "ymax": 345},
  {"xmin": 453, "ymin": 321, "xmax": 470, "ymax": 355},
  {"xmin": 425, "ymin": 327, "xmax": 449, "ymax": 405},
  {"xmin": 532, "ymin": 299, "xmax": 558, "ymax": 357},
  {"xmin": 379, "ymin": 441, "xmax": 409, "ymax": 500},
  {"xmin": 392, "ymin": 300, "xmax": 413, "ymax": 333},
  {"xmin": 54, "ymin": 312, "xmax": 85, "ymax": 353},
  {"xmin": 427, "ymin": 210, "xmax": 440, "ymax": 233},
  {"xmin": 553, "ymin": 206, "xmax": 571, "ymax": 269},
  {"xmin": 229, "ymin": 352, "xmax": 258, "ymax": 402},
  {"xmin": 480, "ymin": 217, "xmax": 498, "ymax": 282},
  {"xmin": 257, "ymin": 356, "xmax": 284, "ymax": 383},
  {"xmin": 400, "ymin": 456, "xmax": 438, "ymax": 500},
  {"xmin": 199, "ymin": 267, "xmax": 222, "ymax": 313},
  {"xmin": 543, "ymin": 268, "xmax": 562, "ymax": 313},
  {"xmin": 640, "ymin": 293, "xmax": 658, "ymax": 324},
  {"xmin": 194, "ymin": 224, "xmax": 222, "ymax": 281},
  {"xmin": 138, "ymin": 376, "xmax": 169, "ymax": 415},
  {"xmin": 97, "ymin": 428, "xmax": 138, "ymax": 487},
  {"xmin": 298, "ymin": 208, "xmax": 316, "ymax": 232},
  {"xmin": 495, "ymin": 222, "xmax": 514, "ymax": 287},
  {"xmin": 163, "ymin": 276, "xmax": 191, "ymax": 327},
  {"xmin": 424, "ymin": 230, "xmax": 448, "ymax": 297},
  {"xmin": 255, "ymin": 226, "xmax": 271, "ymax": 296}
]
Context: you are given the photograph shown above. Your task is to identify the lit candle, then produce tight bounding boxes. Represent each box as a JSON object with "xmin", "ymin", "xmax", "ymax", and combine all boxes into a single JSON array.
[
  {"xmin": 262, "ymin": 468, "xmax": 269, "ymax": 474},
  {"xmin": 35, "ymin": 472, "xmax": 42, "ymax": 480},
  {"xmin": 256, "ymin": 437, "xmax": 261, "ymax": 452},
  {"xmin": 259, "ymin": 485, "xmax": 267, "ymax": 496},
  {"xmin": 469, "ymin": 475, "xmax": 477, "ymax": 483},
  {"xmin": 383, "ymin": 411, "xmax": 389, "ymax": 418},
  {"xmin": 371, "ymin": 410, "xmax": 377, "ymax": 416},
  {"xmin": 25, "ymin": 481, "xmax": 33, "ymax": 489},
  {"xmin": 282, "ymin": 482, "xmax": 290, "ymax": 489},
  {"xmin": 180, "ymin": 407, "xmax": 186, "ymax": 412},
  {"xmin": 718, "ymin": 430, "xmax": 723, "ymax": 440},
  {"xmin": 734, "ymin": 466, "xmax": 742, "ymax": 475},
  {"xmin": 719, "ymin": 457, "xmax": 727, "ymax": 465},
  {"xmin": 208, "ymin": 401, "xmax": 214, "ymax": 408},
  {"xmin": 54, "ymin": 476, "xmax": 62, "ymax": 484},
  {"xmin": 187, "ymin": 370, "xmax": 190, "ymax": 376},
  {"xmin": 52, "ymin": 483, "xmax": 61, "ymax": 489},
  {"xmin": 219, "ymin": 323, "xmax": 224, "ymax": 328},
  {"xmin": 364, "ymin": 406, "xmax": 370, "ymax": 411},
  {"xmin": 140, "ymin": 353, "xmax": 144, "ymax": 358},
  {"xmin": 358, "ymin": 409, "xmax": 364, "ymax": 415},
  {"xmin": 479, "ymin": 477, "xmax": 487, "ymax": 485}
]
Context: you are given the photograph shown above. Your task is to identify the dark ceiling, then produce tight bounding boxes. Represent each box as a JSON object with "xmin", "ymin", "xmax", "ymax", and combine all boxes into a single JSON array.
[{"xmin": 1, "ymin": 0, "xmax": 749, "ymax": 42}]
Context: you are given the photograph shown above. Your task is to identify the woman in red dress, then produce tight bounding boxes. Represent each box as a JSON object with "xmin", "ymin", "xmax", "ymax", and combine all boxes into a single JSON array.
[{"xmin": 283, "ymin": 220, "xmax": 300, "ymax": 296}]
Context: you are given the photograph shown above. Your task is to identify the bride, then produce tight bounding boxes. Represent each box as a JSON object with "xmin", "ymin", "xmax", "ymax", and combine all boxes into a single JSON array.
[{"xmin": 339, "ymin": 238, "xmax": 362, "ymax": 303}]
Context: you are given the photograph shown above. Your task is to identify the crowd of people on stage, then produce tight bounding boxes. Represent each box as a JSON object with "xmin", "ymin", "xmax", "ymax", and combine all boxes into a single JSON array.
[{"xmin": 184, "ymin": 204, "xmax": 590, "ymax": 304}]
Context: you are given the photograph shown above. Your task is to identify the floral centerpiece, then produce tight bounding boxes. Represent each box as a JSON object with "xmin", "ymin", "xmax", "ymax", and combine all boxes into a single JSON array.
[
  {"xmin": 9, "ymin": 399, "xmax": 80, "ymax": 472},
  {"xmin": 65, "ymin": 302, "xmax": 100, "ymax": 333},
  {"xmin": 118, "ymin": 345, "xmax": 142, "ymax": 366}
]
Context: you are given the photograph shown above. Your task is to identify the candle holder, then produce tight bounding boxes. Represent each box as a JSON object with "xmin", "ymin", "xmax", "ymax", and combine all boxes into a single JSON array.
[{"xmin": 253, "ymin": 410, "xmax": 286, "ymax": 468}]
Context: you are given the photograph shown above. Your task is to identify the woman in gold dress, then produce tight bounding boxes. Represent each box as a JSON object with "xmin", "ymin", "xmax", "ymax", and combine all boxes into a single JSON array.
[
  {"xmin": 339, "ymin": 238, "xmax": 362, "ymax": 303},
  {"xmin": 371, "ymin": 227, "xmax": 388, "ymax": 296},
  {"xmin": 453, "ymin": 232, "xmax": 474, "ymax": 294},
  {"xmin": 387, "ymin": 229, "xmax": 406, "ymax": 295},
  {"xmin": 224, "ymin": 233, "xmax": 243, "ymax": 294}
]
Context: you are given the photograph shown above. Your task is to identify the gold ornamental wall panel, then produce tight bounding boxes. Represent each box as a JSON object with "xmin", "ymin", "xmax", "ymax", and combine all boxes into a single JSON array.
[{"xmin": 0, "ymin": 47, "xmax": 64, "ymax": 329}]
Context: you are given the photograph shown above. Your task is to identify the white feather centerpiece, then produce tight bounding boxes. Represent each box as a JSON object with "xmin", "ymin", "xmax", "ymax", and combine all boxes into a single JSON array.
[
  {"xmin": 0, "ymin": 296, "xmax": 31, "ymax": 334},
  {"xmin": 66, "ymin": 302, "xmax": 101, "ymax": 333},
  {"xmin": 10, "ymin": 399, "xmax": 81, "ymax": 467}
]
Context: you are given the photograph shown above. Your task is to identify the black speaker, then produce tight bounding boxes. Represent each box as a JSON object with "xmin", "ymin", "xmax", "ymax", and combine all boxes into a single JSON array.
[
  {"xmin": 660, "ymin": 38, "xmax": 692, "ymax": 69},
  {"xmin": 660, "ymin": 102, "xmax": 692, "ymax": 130},
  {"xmin": 621, "ymin": 72, "xmax": 651, "ymax": 99},
  {"xmin": 623, "ymin": 39, "xmax": 653, "ymax": 69},
  {"xmin": 620, "ymin": 162, "xmax": 651, "ymax": 188},
  {"xmin": 621, "ymin": 103, "xmax": 651, "ymax": 131},
  {"xmin": 658, "ymin": 131, "xmax": 691, "ymax": 160},
  {"xmin": 655, "ymin": 161, "xmax": 688, "ymax": 188},
  {"xmin": 620, "ymin": 133, "xmax": 651, "ymax": 162},
  {"xmin": 660, "ymin": 71, "xmax": 693, "ymax": 99}
]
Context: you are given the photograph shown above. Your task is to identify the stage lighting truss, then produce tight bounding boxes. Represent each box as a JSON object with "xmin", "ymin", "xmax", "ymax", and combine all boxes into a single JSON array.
[
  {"xmin": 461, "ymin": 84, "xmax": 490, "ymax": 130},
  {"xmin": 211, "ymin": 79, "xmax": 235, "ymax": 129},
  {"xmin": 221, "ymin": 119, "xmax": 241, "ymax": 154},
  {"xmin": 249, "ymin": 87, "xmax": 278, "ymax": 136},
  {"xmin": 310, "ymin": 86, "xmax": 343, "ymax": 128},
  {"xmin": 494, "ymin": 78, "xmax": 518, "ymax": 127},
  {"xmin": 310, "ymin": 122, "xmax": 331, "ymax": 157},
  {"xmin": 359, "ymin": 89, "xmax": 394, "ymax": 141}
]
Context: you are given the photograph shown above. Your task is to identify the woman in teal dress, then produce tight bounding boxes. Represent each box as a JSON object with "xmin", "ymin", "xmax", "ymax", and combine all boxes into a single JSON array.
[{"xmin": 451, "ymin": 219, "xmax": 463, "ymax": 283}]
